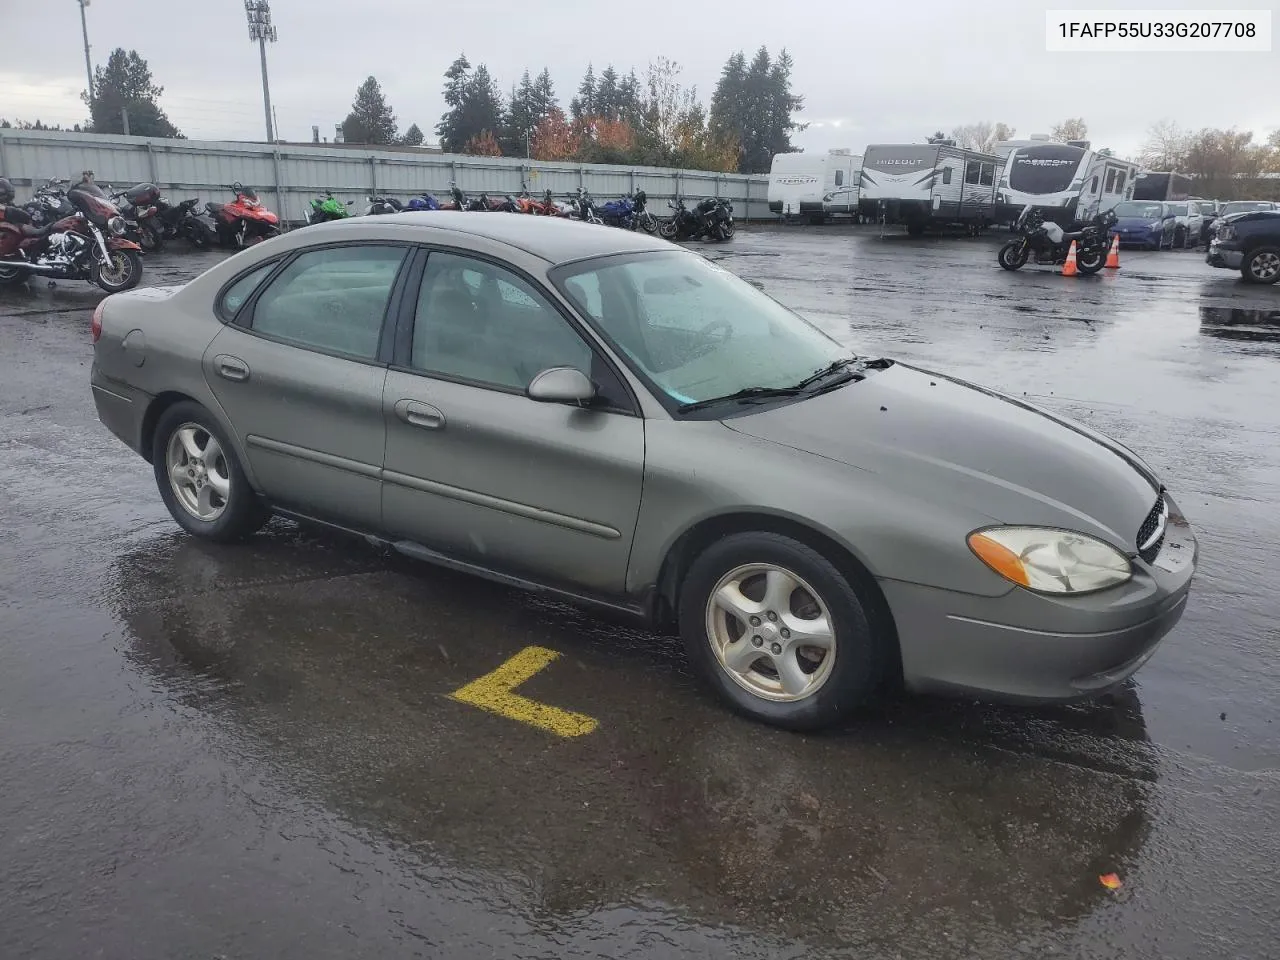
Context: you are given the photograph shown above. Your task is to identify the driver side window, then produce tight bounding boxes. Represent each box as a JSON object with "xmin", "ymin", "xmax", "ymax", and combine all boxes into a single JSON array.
[{"xmin": 411, "ymin": 251, "xmax": 594, "ymax": 392}]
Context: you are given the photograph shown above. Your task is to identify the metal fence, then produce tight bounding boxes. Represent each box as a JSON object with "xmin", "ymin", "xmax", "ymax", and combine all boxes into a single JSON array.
[{"xmin": 0, "ymin": 129, "xmax": 771, "ymax": 225}]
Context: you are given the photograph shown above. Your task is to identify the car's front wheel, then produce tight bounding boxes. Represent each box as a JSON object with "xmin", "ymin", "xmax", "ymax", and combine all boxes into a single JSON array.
[
  {"xmin": 679, "ymin": 532, "xmax": 889, "ymax": 730},
  {"xmin": 1242, "ymin": 247, "xmax": 1280, "ymax": 284},
  {"xmin": 152, "ymin": 401, "xmax": 269, "ymax": 541}
]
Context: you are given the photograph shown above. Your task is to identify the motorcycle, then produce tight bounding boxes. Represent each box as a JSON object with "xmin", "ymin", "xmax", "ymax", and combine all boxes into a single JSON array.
[
  {"xmin": 0, "ymin": 181, "xmax": 143, "ymax": 293},
  {"xmin": 110, "ymin": 182, "xmax": 165, "ymax": 252},
  {"xmin": 631, "ymin": 191, "xmax": 658, "ymax": 233},
  {"xmin": 660, "ymin": 196, "xmax": 734, "ymax": 241},
  {"xmin": 366, "ymin": 195, "xmax": 404, "ymax": 216},
  {"xmin": 595, "ymin": 193, "xmax": 637, "ymax": 229},
  {"xmin": 306, "ymin": 192, "xmax": 355, "ymax": 224},
  {"xmin": 158, "ymin": 198, "xmax": 218, "ymax": 249},
  {"xmin": 403, "ymin": 193, "xmax": 443, "ymax": 212},
  {"xmin": 23, "ymin": 178, "xmax": 77, "ymax": 228},
  {"xmin": 566, "ymin": 187, "xmax": 604, "ymax": 225},
  {"xmin": 998, "ymin": 204, "xmax": 1116, "ymax": 274},
  {"xmin": 206, "ymin": 182, "xmax": 281, "ymax": 248}
]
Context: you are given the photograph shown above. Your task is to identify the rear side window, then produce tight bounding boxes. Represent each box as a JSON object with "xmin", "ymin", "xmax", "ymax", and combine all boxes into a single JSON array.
[
  {"xmin": 834, "ymin": 169, "xmax": 844, "ymax": 187},
  {"xmin": 218, "ymin": 261, "xmax": 276, "ymax": 321},
  {"xmin": 249, "ymin": 245, "xmax": 408, "ymax": 360},
  {"xmin": 980, "ymin": 163, "xmax": 994, "ymax": 186},
  {"xmin": 965, "ymin": 161, "xmax": 980, "ymax": 184}
]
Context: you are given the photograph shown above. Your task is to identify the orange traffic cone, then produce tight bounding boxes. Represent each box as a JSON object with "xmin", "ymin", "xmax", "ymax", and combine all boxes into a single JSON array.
[
  {"xmin": 1105, "ymin": 233, "xmax": 1121, "ymax": 269},
  {"xmin": 1062, "ymin": 240, "xmax": 1079, "ymax": 277}
]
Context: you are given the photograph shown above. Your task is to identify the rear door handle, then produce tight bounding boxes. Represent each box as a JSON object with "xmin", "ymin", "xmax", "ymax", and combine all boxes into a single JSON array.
[
  {"xmin": 394, "ymin": 398, "xmax": 445, "ymax": 430},
  {"xmin": 214, "ymin": 355, "xmax": 250, "ymax": 382}
]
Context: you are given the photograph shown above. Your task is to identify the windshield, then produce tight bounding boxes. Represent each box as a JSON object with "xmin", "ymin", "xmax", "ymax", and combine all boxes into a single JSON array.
[
  {"xmin": 1167, "ymin": 203, "xmax": 1188, "ymax": 216},
  {"xmin": 1113, "ymin": 201, "xmax": 1165, "ymax": 219},
  {"xmin": 1222, "ymin": 201, "xmax": 1273, "ymax": 214},
  {"xmin": 551, "ymin": 250, "xmax": 848, "ymax": 409}
]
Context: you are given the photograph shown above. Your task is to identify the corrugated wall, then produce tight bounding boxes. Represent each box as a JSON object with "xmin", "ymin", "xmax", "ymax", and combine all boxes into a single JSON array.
[{"xmin": 0, "ymin": 130, "xmax": 770, "ymax": 224}]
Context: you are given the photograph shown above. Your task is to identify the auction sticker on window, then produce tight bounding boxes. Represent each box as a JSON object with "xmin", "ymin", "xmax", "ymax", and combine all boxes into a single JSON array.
[{"xmin": 1046, "ymin": 10, "xmax": 1271, "ymax": 51}]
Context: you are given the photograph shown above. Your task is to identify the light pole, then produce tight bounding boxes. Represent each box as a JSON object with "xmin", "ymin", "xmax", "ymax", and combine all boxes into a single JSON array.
[
  {"xmin": 77, "ymin": 0, "xmax": 94, "ymax": 110},
  {"xmin": 244, "ymin": 1, "xmax": 278, "ymax": 142}
]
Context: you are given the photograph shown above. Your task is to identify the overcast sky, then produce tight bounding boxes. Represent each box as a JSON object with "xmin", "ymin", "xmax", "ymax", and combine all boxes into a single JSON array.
[{"xmin": 4, "ymin": 0, "xmax": 1275, "ymax": 160}]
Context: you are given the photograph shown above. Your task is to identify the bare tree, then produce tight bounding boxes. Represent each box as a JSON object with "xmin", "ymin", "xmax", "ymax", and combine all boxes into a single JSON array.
[
  {"xmin": 1140, "ymin": 119, "xmax": 1191, "ymax": 170},
  {"xmin": 1050, "ymin": 117, "xmax": 1088, "ymax": 141},
  {"xmin": 1183, "ymin": 128, "xmax": 1270, "ymax": 199},
  {"xmin": 949, "ymin": 121, "xmax": 1016, "ymax": 153}
]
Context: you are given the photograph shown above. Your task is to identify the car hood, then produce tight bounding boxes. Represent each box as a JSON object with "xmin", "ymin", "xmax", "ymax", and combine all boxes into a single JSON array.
[
  {"xmin": 1114, "ymin": 216, "xmax": 1163, "ymax": 229},
  {"xmin": 724, "ymin": 362, "xmax": 1160, "ymax": 549}
]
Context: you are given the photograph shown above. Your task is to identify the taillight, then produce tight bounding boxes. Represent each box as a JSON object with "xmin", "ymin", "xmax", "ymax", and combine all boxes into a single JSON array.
[{"xmin": 92, "ymin": 298, "xmax": 105, "ymax": 343}]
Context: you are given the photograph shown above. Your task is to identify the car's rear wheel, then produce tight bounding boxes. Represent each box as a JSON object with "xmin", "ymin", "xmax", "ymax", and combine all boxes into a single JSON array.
[
  {"xmin": 152, "ymin": 401, "xmax": 269, "ymax": 541},
  {"xmin": 679, "ymin": 532, "xmax": 888, "ymax": 730},
  {"xmin": 1242, "ymin": 247, "xmax": 1280, "ymax": 284}
]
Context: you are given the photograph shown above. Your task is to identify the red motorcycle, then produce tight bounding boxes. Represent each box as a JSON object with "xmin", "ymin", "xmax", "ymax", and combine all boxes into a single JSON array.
[
  {"xmin": 206, "ymin": 181, "xmax": 281, "ymax": 248},
  {"xmin": 0, "ymin": 178, "xmax": 143, "ymax": 293}
]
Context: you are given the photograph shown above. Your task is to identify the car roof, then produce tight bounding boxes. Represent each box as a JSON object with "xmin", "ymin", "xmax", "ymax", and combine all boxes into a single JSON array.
[{"xmin": 293, "ymin": 211, "xmax": 674, "ymax": 264}]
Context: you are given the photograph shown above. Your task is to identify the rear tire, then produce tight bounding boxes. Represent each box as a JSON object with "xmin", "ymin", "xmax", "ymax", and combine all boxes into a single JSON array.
[
  {"xmin": 152, "ymin": 401, "xmax": 270, "ymax": 542},
  {"xmin": 678, "ymin": 532, "xmax": 888, "ymax": 731},
  {"xmin": 1241, "ymin": 247, "xmax": 1280, "ymax": 284}
]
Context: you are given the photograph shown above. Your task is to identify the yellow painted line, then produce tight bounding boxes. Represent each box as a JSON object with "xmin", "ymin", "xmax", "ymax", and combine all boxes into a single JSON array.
[{"xmin": 448, "ymin": 646, "xmax": 598, "ymax": 738}]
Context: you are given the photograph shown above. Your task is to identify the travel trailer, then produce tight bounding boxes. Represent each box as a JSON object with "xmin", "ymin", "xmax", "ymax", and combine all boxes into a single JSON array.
[
  {"xmin": 856, "ymin": 141, "xmax": 1002, "ymax": 234},
  {"xmin": 1132, "ymin": 171, "xmax": 1194, "ymax": 202},
  {"xmin": 768, "ymin": 149, "xmax": 863, "ymax": 222},
  {"xmin": 995, "ymin": 136, "xmax": 1140, "ymax": 224}
]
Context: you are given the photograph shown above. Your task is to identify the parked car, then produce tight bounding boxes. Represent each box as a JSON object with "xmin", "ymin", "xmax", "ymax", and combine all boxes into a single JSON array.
[
  {"xmin": 1207, "ymin": 200, "xmax": 1280, "ymax": 241},
  {"xmin": 1167, "ymin": 199, "xmax": 1208, "ymax": 249},
  {"xmin": 1206, "ymin": 210, "xmax": 1280, "ymax": 283},
  {"xmin": 90, "ymin": 212, "xmax": 1197, "ymax": 731},
  {"xmin": 1109, "ymin": 200, "xmax": 1178, "ymax": 250}
]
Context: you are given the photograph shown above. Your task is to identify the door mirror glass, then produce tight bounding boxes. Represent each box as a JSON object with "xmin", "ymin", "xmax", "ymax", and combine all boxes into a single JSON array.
[{"xmin": 527, "ymin": 366, "xmax": 597, "ymax": 405}]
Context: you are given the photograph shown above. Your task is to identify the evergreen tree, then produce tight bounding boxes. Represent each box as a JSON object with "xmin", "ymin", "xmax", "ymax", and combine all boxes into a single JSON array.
[
  {"xmin": 503, "ymin": 70, "xmax": 539, "ymax": 156},
  {"xmin": 708, "ymin": 47, "xmax": 803, "ymax": 173},
  {"xmin": 83, "ymin": 48, "xmax": 182, "ymax": 138},
  {"xmin": 435, "ymin": 55, "xmax": 474, "ymax": 152},
  {"xmin": 570, "ymin": 64, "xmax": 596, "ymax": 121},
  {"xmin": 401, "ymin": 123, "xmax": 425, "ymax": 146},
  {"xmin": 342, "ymin": 76, "xmax": 398, "ymax": 145},
  {"xmin": 595, "ymin": 65, "xmax": 620, "ymax": 120}
]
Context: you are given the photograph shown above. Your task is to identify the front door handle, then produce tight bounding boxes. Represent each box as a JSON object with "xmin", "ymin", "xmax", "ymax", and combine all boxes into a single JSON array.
[
  {"xmin": 214, "ymin": 355, "xmax": 250, "ymax": 382},
  {"xmin": 394, "ymin": 398, "xmax": 445, "ymax": 430}
]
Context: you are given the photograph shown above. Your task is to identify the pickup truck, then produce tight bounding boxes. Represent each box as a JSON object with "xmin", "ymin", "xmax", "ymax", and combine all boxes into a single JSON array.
[{"xmin": 1206, "ymin": 210, "xmax": 1280, "ymax": 283}]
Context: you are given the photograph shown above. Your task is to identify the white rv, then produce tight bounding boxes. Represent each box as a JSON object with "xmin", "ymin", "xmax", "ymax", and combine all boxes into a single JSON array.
[
  {"xmin": 995, "ymin": 136, "xmax": 1140, "ymax": 224},
  {"xmin": 856, "ymin": 142, "xmax": 1001, "ymax": 234},
  {"xmin": 768, "ymin": 149, "xmax": 863, "ymax": 222}
]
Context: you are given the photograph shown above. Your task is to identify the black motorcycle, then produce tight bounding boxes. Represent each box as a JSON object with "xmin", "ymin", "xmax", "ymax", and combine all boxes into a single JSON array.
[
  {"xmin": 23, "ymin": 178, "xmax": 76, "ymax": 227},
  {"xmin": 110, "ymin": 183, "xmax": 166, "ymax": 252},
  {"xmin": 998, "ymin": 204, "xmax": 1116, "ymax": 274},
  {"xmin": 164, "ymin": 198, "xmax": 217, "ymax": 249},
  {"xmin": 566, "ymin": 187, "xmax": 604, "ymax": 224},
  {"xmin": 660, "ymin": 196, "xmax": 734, "ymax": 242},
  {"xmin": 366, "ymin": 195, "xmax": 404, "ymax": 216}
]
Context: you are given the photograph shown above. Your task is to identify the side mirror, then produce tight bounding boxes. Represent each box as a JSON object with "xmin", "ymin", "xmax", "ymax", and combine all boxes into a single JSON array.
[{"xmin": 526, "ymin": 367, "xmax": 597, "ymax": 406}]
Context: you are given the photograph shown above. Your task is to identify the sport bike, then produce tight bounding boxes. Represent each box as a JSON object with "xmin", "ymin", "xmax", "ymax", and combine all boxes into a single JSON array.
[
  {"xmin": 306, "ymin": 193, "xmax": 355, "ymax": 224},
  {"xmin": 206, "ymin": 182, "xmax": 281, "ymax": 248}
]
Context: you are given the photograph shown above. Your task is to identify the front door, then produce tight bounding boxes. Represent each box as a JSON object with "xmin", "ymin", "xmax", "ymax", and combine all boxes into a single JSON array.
[
  {"xmin": 204, "ymin": 243, "xmax": 410, "ymax": 529},
  {"xmin": 381, "ymin": 249, "xmax": 645, "ymax": 596}
]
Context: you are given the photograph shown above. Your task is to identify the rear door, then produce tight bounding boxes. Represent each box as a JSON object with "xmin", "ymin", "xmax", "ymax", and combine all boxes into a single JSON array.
[
  {"xmin": 204, "ymin": 242, "xmax": 411, "ymax": 529},
  {"xmin": 380, "ymin": 248, "xmax": 646, "ymax": 596}
]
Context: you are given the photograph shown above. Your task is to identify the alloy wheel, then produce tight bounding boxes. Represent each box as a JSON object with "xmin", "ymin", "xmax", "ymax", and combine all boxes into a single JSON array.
[
  {"xmin": 166, "ymin": 423, "xmax": 231, "ymax": 521},
  {"xmin": 1250, "ymin": 251, "xmax": 1279, "ymax": 281},
  {"xmin": 705, "ymin": 563, "xmax": 837, "ymax": 702}
]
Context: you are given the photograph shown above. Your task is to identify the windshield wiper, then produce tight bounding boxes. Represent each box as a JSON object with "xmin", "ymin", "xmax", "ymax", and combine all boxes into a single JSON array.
[
  {"xmin": 677, "ymin": 385, "xmax": 805, "ymax": 413},
  {"xmin": 790, "ymin": 356, "xmax": 861, "ymax": 391}
]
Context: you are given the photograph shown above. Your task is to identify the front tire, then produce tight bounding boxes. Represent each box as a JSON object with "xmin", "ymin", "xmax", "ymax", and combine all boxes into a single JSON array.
[
  {"xmin": 998, "ymin": 239, "xmax": 1029, "ymax": 270},
  {"xmin": 719, "ymin": 220, "xmax": 736, "ymax": 240},
  {"xmin": 152, "ymin": 401, "xmax": 269, "ymax": 542},
  {"xmin": 92, "ymin": 249, "xmax": 142, "ymax": 293},
  {"xmin": 678, "ymin": 532, "xmax": 888, "ymax": 731},
  {"xmin": 1242, "ymin": 247, "xmax": 1280, "ymax": 284},
  {"xmin": 1076, "ymin": 249, "xmax": 1106, "ymax": 274}
]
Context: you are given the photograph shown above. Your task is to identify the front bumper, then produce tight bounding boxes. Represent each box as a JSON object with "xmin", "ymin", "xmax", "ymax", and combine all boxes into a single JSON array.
[
  {"xmin": 882, "ymin": 505, "xmax": 1197, "ymax": 703},
  {"xmin": 1112, "ymin": 227, "xmax": 1161, "ymax": 248},
  {"xmin": 1206, "ymin": 240, "xmax": 1244, "ymax": 269},
  {"xmin": 91, "ymin": 361, "xmax": 152, "ymax": 458}
]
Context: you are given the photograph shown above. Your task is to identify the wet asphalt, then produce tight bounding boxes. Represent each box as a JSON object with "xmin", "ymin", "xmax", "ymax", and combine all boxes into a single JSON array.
[{"xmin": 1, "ymin": 225, "xmax": 1278, "ymax": 958}]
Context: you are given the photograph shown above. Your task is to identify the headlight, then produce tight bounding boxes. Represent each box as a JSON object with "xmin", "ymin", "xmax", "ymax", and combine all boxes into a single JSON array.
[
  {"xmin": 108, "ymin": 216, "xmax": 126, "ymax": 236},
  {"xmin": 1217, "ymin": 224, "xmax": 1235, "ymax": 240},
  {"xmin": 967, "ymin": 527, "xmax": 1132, "ymax": 594}
]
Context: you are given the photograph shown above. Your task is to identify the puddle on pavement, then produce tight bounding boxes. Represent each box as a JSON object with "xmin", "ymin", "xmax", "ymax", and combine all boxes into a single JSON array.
[{"xmin": 1200, "ymin": 306, "xmax": 1280, "ymax": 342}]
